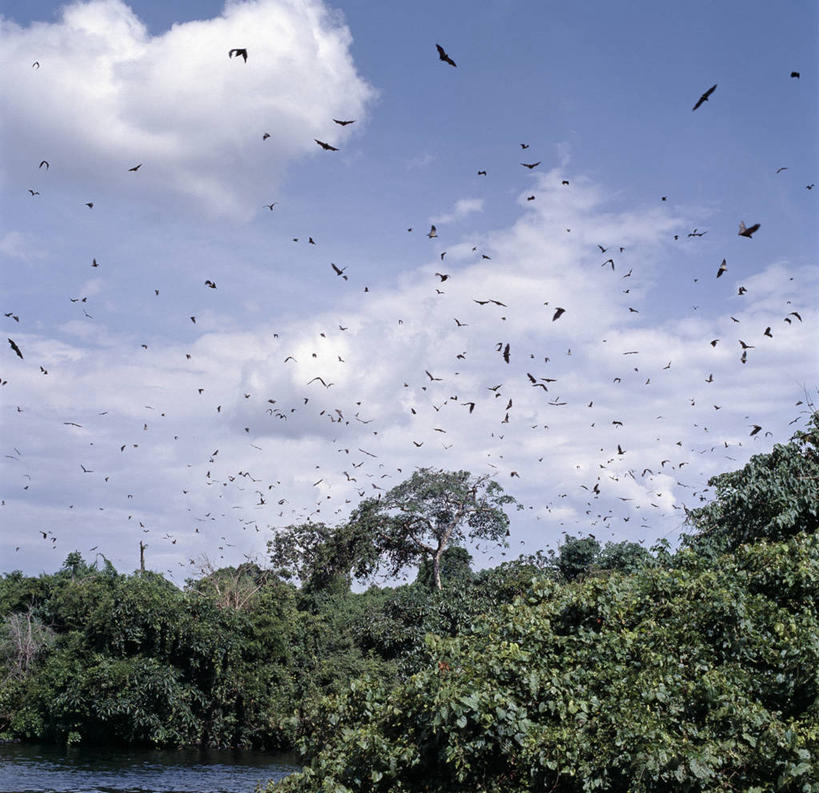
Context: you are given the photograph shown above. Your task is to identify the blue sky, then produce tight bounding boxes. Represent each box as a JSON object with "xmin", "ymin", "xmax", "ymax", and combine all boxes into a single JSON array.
[{"xmin": 1, "ymin": 0, "xmax": 816, "ymax": 582}]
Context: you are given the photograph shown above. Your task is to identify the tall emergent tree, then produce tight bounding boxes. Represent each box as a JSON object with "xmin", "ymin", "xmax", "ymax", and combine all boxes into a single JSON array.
[
  {"xmin": 348, "ymin": 468, "xmax": 517, "ymax": 590},
  {"xmin": 269, "ymin": 469, "xmax": 517, "ymax": 591}
]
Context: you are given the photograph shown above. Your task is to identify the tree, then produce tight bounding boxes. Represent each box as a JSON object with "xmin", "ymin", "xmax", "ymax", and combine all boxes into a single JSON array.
[
  {"xmin": 554, "ymin": 534, "xmax": 601, "ymax": 581},
  {"xmin": 268, "ymin": 521, "xmax": 379, "ymax": 591},
  {"xmin": 272, "ymin": 531, "xmax": 819, "ymax": 793},
  {"xmin": 682, "ymin": 409, "xmax": 819, "ymax": 556},
  {"xmin": 348, "ymin": 468, "xmax": 517, "ymax": 590}
]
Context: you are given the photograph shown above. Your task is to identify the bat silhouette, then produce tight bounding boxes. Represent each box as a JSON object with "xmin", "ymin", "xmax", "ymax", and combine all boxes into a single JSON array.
[
  {"xmin": 333, "ymin": 119, "xmax": 355, "ymax": 125},
  {"xmin": 436, "ymin": 44, "xmax": 456, "ymax": 67},
  {"xmin": 315, "ymin": 139, "xmax": 339, "ymax": 151},
  {"xmin": 738, "ymin": 221, "xmax": 760, "ymax": 238},
  {"xmin": 8, "ymin": 338, "xmax": 23, "ymax": 358},
  {"xmin": 229, "ymin": 48, "xmax": 248, "ymax": 62},
  {"xmin": 692, "ymin": 83, "xmax": 717, "ymax": 110}
]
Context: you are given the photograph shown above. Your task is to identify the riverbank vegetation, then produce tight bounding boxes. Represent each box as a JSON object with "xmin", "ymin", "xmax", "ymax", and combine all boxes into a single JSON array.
[{"xmin": 2, "ymin": 414, "xmax": 817, "ymax": 792}]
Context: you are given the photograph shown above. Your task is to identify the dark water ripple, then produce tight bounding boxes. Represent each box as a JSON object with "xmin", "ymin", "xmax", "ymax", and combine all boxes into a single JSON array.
[{"xmin": 0, "ymin": 744, "xmax": 297, "ymax": 793}]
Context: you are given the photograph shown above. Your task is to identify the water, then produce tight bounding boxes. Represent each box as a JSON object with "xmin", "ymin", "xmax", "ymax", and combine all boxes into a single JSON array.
[{"xmin": 0, "ymin": 743, "xmax": 298, "ymax": 793}]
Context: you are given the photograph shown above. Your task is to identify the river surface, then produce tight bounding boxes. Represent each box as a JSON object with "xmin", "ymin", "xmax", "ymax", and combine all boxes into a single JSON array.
[{"xmin": 0, "ymin": 743, "xmax": 298, "ymax": 793}]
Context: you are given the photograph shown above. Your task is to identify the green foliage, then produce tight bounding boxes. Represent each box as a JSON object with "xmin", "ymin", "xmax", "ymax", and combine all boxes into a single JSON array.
[
  {"xmin": 555, "ymin": 535, "xmax": 601, "ymax": 581},
  {"xmin": 2, "ymin": 413, "xmax": 817, "ymax": 791},
  {"xmin": 268, "ymin": 521, "xmax": 379, "ymax": 591},
  {"xmin": 415, "ymin": 546, "xmax": 475, "ymax": 591},
  {"xmin": 348, "ymin": 468, "xmax": 518, "ymax": 589},
  {"xmin": 274, "ymin": 533, "xmax": 819, "ymax": 793},
  {"xmin": 269, "ymin": 414, "xmax": 819, "ymax": 793},
  {"xmin": 0, "ymin": 557, "xmax": 309, "ymax": 748},
  {"xmin": 683, "ymin": 410, "xmax": 819, "ymax": 556}
]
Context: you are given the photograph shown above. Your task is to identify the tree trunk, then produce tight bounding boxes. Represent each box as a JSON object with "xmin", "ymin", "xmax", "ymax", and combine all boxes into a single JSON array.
[{"xmin": 433, "ymin": 550, "xmax": 443, "ymax": 590}]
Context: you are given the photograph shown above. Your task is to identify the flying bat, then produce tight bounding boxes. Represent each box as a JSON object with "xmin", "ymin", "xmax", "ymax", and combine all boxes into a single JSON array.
[
  {"xmin": 39, "ymin": 160, "xmax": 49, "ymax": 169},
  {"xmin": 228, "ymin": 48, "xmax": 248, "ymax": 62},
  {"xmin": 8, "ymin": 338, "xmax": 23, "ymax": 359},
  {"xmin": 128, "ymin": 164, "xmax": 142, "ymax": 171},
  {"xmin": 738, "ymin": 221, "xmax": 760, "ymax": 238},
  {"xmin": 315, "ymin": 139, "xmax": 339, "ymax": 151},
  {"xmin": 436, "ymin": 44, "xmax": 456, "ymax": 67},
  {"xmin": 692, "ymin": 84, "xmax": 717, "ymax": 110},
  {"xmin": 716, "ymin": 259, "xmax": 727, "ymax": 277},
  {"xmin": 333, "ymin": 119, "xmax": 355, "ymax": 125},
  {"xmin": 521, "ymin": 161, "xmax": 541, "ymax": 169},
  {"xmin": 552, "ymin": 307, "xmax": 565, "ymax": 321}
]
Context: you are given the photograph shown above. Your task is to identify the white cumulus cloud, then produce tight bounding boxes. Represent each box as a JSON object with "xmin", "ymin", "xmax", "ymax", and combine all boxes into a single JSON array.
[{"xmin": 0, "ymin": 0, "xmax": 375, "ymax": 219}]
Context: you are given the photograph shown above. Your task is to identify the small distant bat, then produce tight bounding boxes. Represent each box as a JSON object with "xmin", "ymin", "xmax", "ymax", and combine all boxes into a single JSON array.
[
  {"xmin": 716, "ymin": 259, "xmax": 727, "ymax": 277},
  {"xmin": 128, "ymin": 164, "xmax": 142, "ymax": 171},
  {"xmin": 521, "ymin": 161, "xmax": 541, "ymax": 169},
  {"xmin": 436, "ymin": 44, "xmax": 456, "ymax": 67},
  {"xmin": 315, "ymin": 139, "xmax": 339, "ymax": 151},
  {"xmin": 229, "ymin": 48, "xmax": 248, "ymax": 62},
  {"xmin": 552, "ymin": 307, "xmax": 565, "ymax": 321},
  {"xmin": 738, "ymin": 221, "xmax": 760, "ymax": 238},
  {"xmin": 692, "ymin": 83, "xmax": 717, "ymax": 110},
  {"xmin": 790, "ymin": 71, "xmax": 800, "ymax": 78},
  {"xmin": 39, "ymin": 160, "xmax": 49, "ymax": 169},
  {"xmin": 333, "ymin": 119, "xmax": 355, "ymax": 125}
]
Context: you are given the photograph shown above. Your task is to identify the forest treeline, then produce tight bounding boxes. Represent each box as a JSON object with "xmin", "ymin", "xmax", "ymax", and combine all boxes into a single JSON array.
[{"xmin": 1, "ymin": 413, "xmax": 817, "ymax": 792}]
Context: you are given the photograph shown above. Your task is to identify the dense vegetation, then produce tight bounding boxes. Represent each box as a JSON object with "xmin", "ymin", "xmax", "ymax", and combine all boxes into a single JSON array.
[{"xmin": 1, "ymin": 415, "xmax": 817, "ymax": 792}]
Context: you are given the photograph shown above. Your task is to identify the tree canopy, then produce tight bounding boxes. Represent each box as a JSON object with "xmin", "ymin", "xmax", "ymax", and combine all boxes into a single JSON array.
[{"xmin": 347, "ymin": 468, "xmax": 518, "ymax": 590}]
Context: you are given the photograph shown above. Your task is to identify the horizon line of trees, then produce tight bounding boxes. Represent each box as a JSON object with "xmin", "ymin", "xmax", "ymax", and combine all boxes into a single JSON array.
[{"xmin": 1, "ymin": 411, "xmax": 816, "ymax": 793}]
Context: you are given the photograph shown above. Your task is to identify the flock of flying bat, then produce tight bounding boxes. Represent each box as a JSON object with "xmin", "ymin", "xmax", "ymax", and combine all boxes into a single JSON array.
[{"xmin": 3, "ymin": 44, "xmax": 814, "ymax": 576}]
